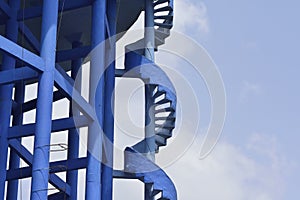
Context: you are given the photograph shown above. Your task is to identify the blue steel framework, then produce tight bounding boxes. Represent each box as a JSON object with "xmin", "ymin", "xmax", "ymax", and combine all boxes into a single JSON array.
[{"xmin": 0, "ymin": 0, "xmax": 176, "ymax": 199}]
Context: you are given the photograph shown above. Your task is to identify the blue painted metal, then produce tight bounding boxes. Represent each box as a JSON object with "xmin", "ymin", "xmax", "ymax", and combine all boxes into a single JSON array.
[
  {"xmin": 101, "ymin": 0, "xmax": 117, "ymax": 199},
  {"xmin": 0, "ymin": 1, "xmax": 11, "ymax": 17},
  {"xmin": 18, "ymin": 90, "xmax": 65, "ymax": 113},
  {"xmin": 67, "ymin": 41, "xmax": 82, "ymax": 200},
  {"xmin": 54, "ymin": 68, "xmax": 97, "ymax": 121},
  {"xmin": 0, "ymin": 35, "xmax": 45, "ymax": 71},
  {"xmin": 85, "ymin": 0, "xmax": 106, "ymax": 199},
  {"xmin": 144, "ymin": 0, "xmax": 156, "ymax": 169},
  {"xmin": 125, "ymin": 147, "xmax": 177, "ymax": 200},
  {"xmin": 7, "ymin": 157, "xmax": 87, "ymax": 181},
  {"xmin": 56, "ymin": 46, "xmax": 91, "ymax": 63},
  {"xmin": 0, "ymin": 0, "xmax": 178, "ymax": 199},
  {"xmin": 123, "ymin": 0, "xmax": 177, "ymax": 199},
  {"xmin": 8, "ymin": 139, "xmax": 71, "ymax": 196},
  {"xmin": 0, "ymin": 0, "xmax": 19, "ymax": 198},
  {"xmin": 0, "ymin": 67, "xmax": 38, "ymax": 85},
  {"xmin": 30, "ymin": 0, "xmax": 58, "ymax": 199},
  {"xmin": 7, "ymin": 81, "xmax": 25, "ymax": 200},
  {"xmin": 8, "ymin": 116, "xmax": 89, "ymax": 139}
]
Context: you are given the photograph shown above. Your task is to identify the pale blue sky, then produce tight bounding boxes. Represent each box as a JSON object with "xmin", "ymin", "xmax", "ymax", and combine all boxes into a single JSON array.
[{"xmin": 189, "ymin": 0, "xmax": 300, "ymax": 199}]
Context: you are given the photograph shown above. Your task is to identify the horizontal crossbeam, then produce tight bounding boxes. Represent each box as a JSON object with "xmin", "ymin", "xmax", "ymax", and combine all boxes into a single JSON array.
[
  {"xmin": 14, "ymin": 90, "xmax": 65, "ymax": 113},
  {"xmin": 56, "ymin": 46, "xmax": 91, "ymax": 63},
  {"xmin": 6, "ymin": 157, "xmax": 87, "ymax": 180},
  {"xmin": 8, "ymin": 115, "xmax": 89, "ymax": 139},
  {"xmin": 0, "ymin": 66, "xmax": 39, "ymax": 85}
]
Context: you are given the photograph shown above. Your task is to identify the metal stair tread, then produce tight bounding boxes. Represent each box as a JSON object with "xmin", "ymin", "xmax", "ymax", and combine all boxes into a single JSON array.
[
  {"xmin": 154, "ymin": 22, "xmax": 173, "ymax": 29},
  {"xmin": 154, "ymin": 6, "xmax": 173, "ymax": 13},
  {"xmin": 155, "ymin": 107, "xmax": 175, "ymax": 114},
  {"xmin": 155, "ymin": 116, "xmax": 175, "ymax": 121},
  {"xmin": 153, "ymin": 0, "xmax": 170, "ymax": 6},
  {"xmin": 154, "ymin": 15, "xmax": 173, "ymax": 20},
  {"xmin": 155, "ymin": 121, "xmax": 175, "ymax": 129},
  {"xmin": 153, "ymin": 90, "xmax": 166, "ymax": 99},
  {"xmin": 155, "ymin": 98, "xmax": 171, "ymax": 105}
]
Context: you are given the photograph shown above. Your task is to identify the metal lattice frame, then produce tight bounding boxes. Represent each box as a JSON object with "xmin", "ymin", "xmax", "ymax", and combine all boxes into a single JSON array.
[{"xmin": 0, "ymin": 0, "xmax": 177, "ymax": 199}]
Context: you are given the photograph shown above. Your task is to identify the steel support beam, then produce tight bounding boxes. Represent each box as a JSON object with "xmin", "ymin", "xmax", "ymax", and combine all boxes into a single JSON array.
[
  {"xmin": 67, "ymin": 41, "xmax": 82, "ymax": 200},
  {"xmin": 56, "ymin": 46, "xmax": 91, "ymax": 63},
  {"xmin": 7, "ymin": 81, "xmax": 25, "ymax": 200},
  {"xmin": 0, "ymin": 1, "xmax": 11, "ymax": 17},
  {"xmin": 85, "ymin": 0, "xmax": 106, "ymax": 199},
  {"xmin": 30, "ymin": 1, "xmax": 58, "ymax": 199},
  {"xmin": 54, "ymin": 68, "xmax": 97, "ymax": 121},
  {"xmin": 8, "ymin": 116, "xmax": 89, "ymax": 139},
  {"xmin": 0, "ymin": 66, "xmax": 39, "ymax": 86},
  {"xmin": 0, "ymin": 35, "xmax": 44, "ymax": 72},
  {"xmin": 17, "ymin": 90, "xmax": 65, "ymax": 114},
  {"xmin": 101, "ymin": 1, "xmax": 117, "ymax": 199},
  {"xmin": 8, "ymin": 139, "xmax": 71, "ymax": 196},
  {"xmin": 0, "ymin": 0, "xmax": 19, "ymax": 198},
  {"xmin": 7, "ymin": 157, "xmax": 87, "ymax": 181}
]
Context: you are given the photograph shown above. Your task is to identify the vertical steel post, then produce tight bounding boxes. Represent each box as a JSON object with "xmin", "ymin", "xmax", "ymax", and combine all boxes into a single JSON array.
[
  {"xmin": 144, "ymin": 84, "xmax": 156, "ymax": 200},
  {"xmin": 30, "ymin": 0, "xmax": 58, "ymax": 199},
  {"xmin": 7, "ymin": 82, "xmax": 25, "ymax": 200},
  {"xmin": 86, "ymin": 0, "xmax": 106, "ymax": 199},
  {"xmin": 101, "ymin": 0, "xmax": 116, "ymax": 199},
  {"xmin": 0, "ymin": 0, "xmax": 20, "ymax": 198},
  {"xmin": 144, "ymin": 0, "xmax": 156, "ymax": 199},
  {"xmin": 144, "ymin": 0, "xmax": 155, "ymax": 61},
  {"xmin": 67, "ymin": 41, "xmax": 82, "ymax": 200},
  {"xmin": 144, "ymin": 0, "xmax": 156, "ymax": 159}
]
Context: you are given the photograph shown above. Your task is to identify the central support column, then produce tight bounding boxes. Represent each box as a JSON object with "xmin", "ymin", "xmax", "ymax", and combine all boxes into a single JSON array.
[
  {"xmin": 144, "ymin": 0, "xmax": 156, "ymax": 160},
  {"xmin": 0, "ymin": 0, "xmax": 20, "ymax": 198},
  {"xmin": 86, "ymin": 0, "xmax": 106, "ymax": 199},
  {"xmin": 31, "ymin": 1, "xmax": 58, "ymax": 199},
  {"xmin": 144, "ymin": 1, "xmax": 156, "ymax": 200}
]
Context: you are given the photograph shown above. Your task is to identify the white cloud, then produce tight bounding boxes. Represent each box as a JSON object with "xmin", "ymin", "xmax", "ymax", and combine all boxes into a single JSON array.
[
  {"xmin": 161, "ymin": 133, "xmax": 286, "ymax": 200},
  {"xmin": 174, "ymin": 1, "xmax": 210, "ymax": 34},
  {"xmin": 239, "ymin": 80, "xmax": 262, "ymax": 102}
]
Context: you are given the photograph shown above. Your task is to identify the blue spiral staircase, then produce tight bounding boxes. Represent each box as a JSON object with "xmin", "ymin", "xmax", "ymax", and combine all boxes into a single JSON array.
[
  {"xmin": 115, "ymin": 0, "xmax": 178, "ymax": 199},
  {"xmin": 0, "ymin": 0, "xmax": 177, "ymax": 199}
]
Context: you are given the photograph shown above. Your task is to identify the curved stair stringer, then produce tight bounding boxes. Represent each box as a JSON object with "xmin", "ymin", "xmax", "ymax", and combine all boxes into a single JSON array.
[
  {"xmin": 121, "ymin": 50, "xmax": 177, "ymax": 200},
  {"xmin": 124, "ymin": 50, "xmax": 177, "ymax": 152},
  {"xmin": 124, "ymin": 147, "xmax": 177, "ymax": 200}
]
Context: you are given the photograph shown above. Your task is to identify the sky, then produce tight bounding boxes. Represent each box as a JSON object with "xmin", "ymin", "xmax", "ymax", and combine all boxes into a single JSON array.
[
  {"xmin": 115, "ymin": 0, "xmax": 300, "ymax": 199},
  {"xmin": 13, "ymin": 0, "xmax": 300, "ymax": 199},
  {"xmin": 147, "ymin": 0, "xmax": 300, "ymax": 199}
]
